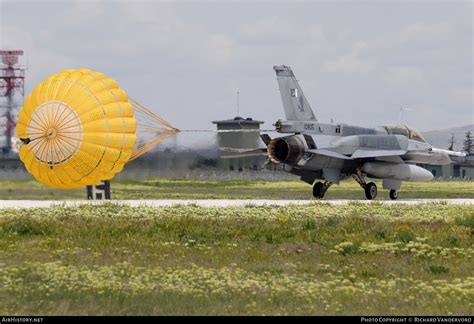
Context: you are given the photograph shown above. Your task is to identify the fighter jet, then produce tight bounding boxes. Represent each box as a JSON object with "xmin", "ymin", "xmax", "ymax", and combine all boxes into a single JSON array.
[{"xmin": 255, "ymin": 65, "xmax": 464, "ymax": 200}]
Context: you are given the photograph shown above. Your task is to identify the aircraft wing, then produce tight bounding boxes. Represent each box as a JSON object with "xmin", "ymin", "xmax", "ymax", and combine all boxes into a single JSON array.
[
  {"xmin": 351, "ymin": 149, "xmax": 407, "ymax": 159},
  {"xmin": 307, "ymin": 147, "xmax": 409, "ymax": 161}
]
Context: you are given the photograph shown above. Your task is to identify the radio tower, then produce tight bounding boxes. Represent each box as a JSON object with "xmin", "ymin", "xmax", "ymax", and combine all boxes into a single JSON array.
[{"xmin": 0, "ymin": 50, "xmax": 25, "ymax": 156}]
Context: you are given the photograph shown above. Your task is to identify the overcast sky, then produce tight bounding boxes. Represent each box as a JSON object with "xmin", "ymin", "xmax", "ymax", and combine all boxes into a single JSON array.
[{"xmin": 1, "ymin": 0, "xmax": 472, "ymax": 134}]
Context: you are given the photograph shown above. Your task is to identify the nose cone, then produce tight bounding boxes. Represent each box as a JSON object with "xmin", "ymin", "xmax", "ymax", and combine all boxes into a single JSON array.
[
  {"xmin": 439, "ymin": 152, "xmax": 452, "ymax": 165},
  {"xmin": 430, "ymin": 147, "xmax": 455, "ymax": 165}
]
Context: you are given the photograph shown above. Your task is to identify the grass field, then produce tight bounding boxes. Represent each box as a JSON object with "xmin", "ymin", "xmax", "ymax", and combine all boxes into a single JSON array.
[
  {"xmin": 0, "ymin": 179, "xmax": 472, "ymax": 200},
  {"xmin": 0, "ymin": 203, "xmax": 473, "ymax": 315}
]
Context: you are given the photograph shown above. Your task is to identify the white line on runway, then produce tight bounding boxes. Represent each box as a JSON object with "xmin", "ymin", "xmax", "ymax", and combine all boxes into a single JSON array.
[{"xmin": 0, "ymin": 199, "xmax": 473, "ymax": 209}]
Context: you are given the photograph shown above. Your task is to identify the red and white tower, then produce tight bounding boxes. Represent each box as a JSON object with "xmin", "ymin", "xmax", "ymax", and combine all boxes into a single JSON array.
[{"xmin": 0, "ymin": 50, "xmax": 25, "ymax": 155}]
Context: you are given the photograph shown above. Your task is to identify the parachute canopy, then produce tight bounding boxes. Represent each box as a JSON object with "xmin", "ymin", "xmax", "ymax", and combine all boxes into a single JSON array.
[{"xmin": 16, "ymin": 68, "xmax": 177, "ymax": 189}]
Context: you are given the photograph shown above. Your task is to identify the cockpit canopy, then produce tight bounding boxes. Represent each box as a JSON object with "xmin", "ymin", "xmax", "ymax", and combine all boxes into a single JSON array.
[{"xmin": 383, "ymin": 125, "xmax": 426, "ymax": 142}]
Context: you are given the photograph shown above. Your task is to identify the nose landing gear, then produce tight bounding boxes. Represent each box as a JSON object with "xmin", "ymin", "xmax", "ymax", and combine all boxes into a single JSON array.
[{"xmin": 389, "ymin": 189, "xmax": 398, "ymax": 200}]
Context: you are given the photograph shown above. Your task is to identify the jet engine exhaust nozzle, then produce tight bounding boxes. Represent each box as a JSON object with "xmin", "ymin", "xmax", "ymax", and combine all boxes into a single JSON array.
[{"xmin": 267, "ymin": 136, "xmax": 305, "ymax": 164}]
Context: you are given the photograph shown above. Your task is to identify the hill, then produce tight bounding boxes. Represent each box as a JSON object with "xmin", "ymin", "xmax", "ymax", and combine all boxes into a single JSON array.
[{"xmin": 422, "ymin": 124, "xmax": 473, "ymax": 151}]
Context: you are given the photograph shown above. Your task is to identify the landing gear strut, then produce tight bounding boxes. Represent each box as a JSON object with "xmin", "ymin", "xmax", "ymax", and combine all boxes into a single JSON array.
[
  {"xmin": 313, "ymin": 181, "xmax": 332, "ymax": 199},
  {"xmin": 352, "ymin": 171, "xmax": 378, "ymax": 200}
]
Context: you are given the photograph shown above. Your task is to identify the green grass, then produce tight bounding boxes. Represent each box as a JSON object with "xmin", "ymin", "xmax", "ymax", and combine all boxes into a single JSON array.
[
  {"xmin": 0, "ymin": 204, "xmax": 473, "ymax": 315},
  {"xmin": 0, "ymin": 179, "xmax": 472, "ymax": 200}
]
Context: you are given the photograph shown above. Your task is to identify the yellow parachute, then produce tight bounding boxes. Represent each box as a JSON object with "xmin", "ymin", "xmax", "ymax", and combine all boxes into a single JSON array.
[{"xmin": 16, "ymin": 69, "xmax": 177, "ymax": 189}]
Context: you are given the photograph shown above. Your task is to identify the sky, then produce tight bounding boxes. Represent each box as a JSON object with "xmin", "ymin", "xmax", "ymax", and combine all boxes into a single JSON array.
[{"xmin": 0, "ymin": 0, "xmax": 472, "ymax": 136}]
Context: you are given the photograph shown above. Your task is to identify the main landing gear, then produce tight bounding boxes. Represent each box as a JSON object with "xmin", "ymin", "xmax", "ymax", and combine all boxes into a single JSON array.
[
  {"xmin": 352, "ymin": 171, "xmax": 377, "ymax": 200},
  {"xmin": 313, "ymin": 181, "xmax": 332, "ymax": 199},
  {"xmin": 365, "ymin": 182, "xmax": 378, "ymax": 200},
  {"xmin": 352, "ymin": 171, "xmax": 400, "ymax": 200}
]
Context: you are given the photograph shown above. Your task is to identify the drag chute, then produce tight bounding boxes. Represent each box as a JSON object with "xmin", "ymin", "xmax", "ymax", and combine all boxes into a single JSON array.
[{"xmin": 16, "ymin": 69, "xmax": 177, "ymax": 188}]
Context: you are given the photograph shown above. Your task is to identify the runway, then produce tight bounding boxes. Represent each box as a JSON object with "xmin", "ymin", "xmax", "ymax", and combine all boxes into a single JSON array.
[{"xmin": 0, "ymin": 199, "xmax": 473, "ymax": 209}]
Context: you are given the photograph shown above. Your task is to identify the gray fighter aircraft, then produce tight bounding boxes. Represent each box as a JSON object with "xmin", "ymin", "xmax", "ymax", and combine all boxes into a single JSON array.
[{"xmin": 253, "ymin": 65, "xmax": 465, "ymax": 200}]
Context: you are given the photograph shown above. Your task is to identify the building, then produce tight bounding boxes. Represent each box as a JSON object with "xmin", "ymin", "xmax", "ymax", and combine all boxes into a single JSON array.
[
  {"xmin": 212, "ymin": 116, "xmax": 265, "ymax": 171},
  {"xmin": 422, "ymin": 155, "xmax": 474, "ymax": 179}
]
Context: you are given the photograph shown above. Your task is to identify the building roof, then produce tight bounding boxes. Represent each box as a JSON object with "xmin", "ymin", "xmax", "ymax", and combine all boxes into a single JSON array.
[
  {"xmin": 451, "ymin": 155, "xmax": 474, "ymax": 167},
  {"xmin": 212, "ymin": 116, "xmax": 264, "ymax": 125}
]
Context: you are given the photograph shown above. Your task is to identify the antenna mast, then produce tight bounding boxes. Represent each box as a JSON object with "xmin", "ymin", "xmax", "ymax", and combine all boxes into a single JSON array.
[
  {"xmin": 0, "ymin": 50, "xmax": 25, "ymax": 156},
  {"xmin": 448, "ymin": 133, "xmax": 456, "ymax": 151},
  {"xmin": 237, "ymin": 90, "xmax": 240, "ymax": 116}
]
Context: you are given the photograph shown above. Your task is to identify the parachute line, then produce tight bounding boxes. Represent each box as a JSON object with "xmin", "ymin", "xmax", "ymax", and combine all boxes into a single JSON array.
[{"xmin": 128, "ymin": 98, "xmax": 178, "ymax": 161}]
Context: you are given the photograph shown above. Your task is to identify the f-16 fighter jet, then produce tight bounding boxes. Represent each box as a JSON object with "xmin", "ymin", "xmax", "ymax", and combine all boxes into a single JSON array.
[{"xmin": 257, "ymin": 65, "xmax": 464, "ymax": 200}]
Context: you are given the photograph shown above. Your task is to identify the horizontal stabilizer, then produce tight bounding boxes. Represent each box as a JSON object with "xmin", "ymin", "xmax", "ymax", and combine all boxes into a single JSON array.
[
  {"xmin": 219, "ymin": 147, "xmax": 267, "ymax": 159},
  {"xmin": 260, "ymin": 134, "xmax": 272, "ymax": 146},
  {"xmin": 306, "ymin": 149, "xmax": 352, "ymax": 160},
  {"xmin": 351, "ymin": 149, "xmax": 406, "ymax": 159}
]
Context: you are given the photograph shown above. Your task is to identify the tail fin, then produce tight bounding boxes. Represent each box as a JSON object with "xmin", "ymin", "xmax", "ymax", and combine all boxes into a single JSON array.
[{"xmin": 274, "ymin": 65, "xmax": 317, "ymax": 121}]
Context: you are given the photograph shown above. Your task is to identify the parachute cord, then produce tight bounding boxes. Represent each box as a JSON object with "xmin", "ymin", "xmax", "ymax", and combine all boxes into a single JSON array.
[
  {"xmin": 177, "ymin": 129, "xmax": 276, "ymax": 133},
  {"xmin": 129, "ymin": 98, "xmax": 179, "ymax": 161},
  {"xmin": 127, "ymin": 98, "xmax": 276, "ymax": 161}
]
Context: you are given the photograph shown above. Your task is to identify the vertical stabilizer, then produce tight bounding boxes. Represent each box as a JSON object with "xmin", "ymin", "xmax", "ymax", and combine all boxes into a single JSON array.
[{"xmin": 274, "ymin": 65, "xmax": 317, "ymax": 121}]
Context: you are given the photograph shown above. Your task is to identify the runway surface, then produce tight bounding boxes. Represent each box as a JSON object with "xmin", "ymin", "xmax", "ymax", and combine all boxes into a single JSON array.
[{"xmin": 0, "ymin": 199, "xmax": 473, "ymax": 209}]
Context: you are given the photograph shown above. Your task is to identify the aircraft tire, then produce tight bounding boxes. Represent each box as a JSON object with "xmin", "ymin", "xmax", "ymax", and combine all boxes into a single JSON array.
[
  {"xmin": 365, "ymin": 182, "xmax": 377, "ymax": 200},
  {"xmin": 389, "ymin": 189, "xmax": 398, "ymax": 200},
  {"xmin": 313, "ymin": 182, "xmax": 325, "ymax": 199}
]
